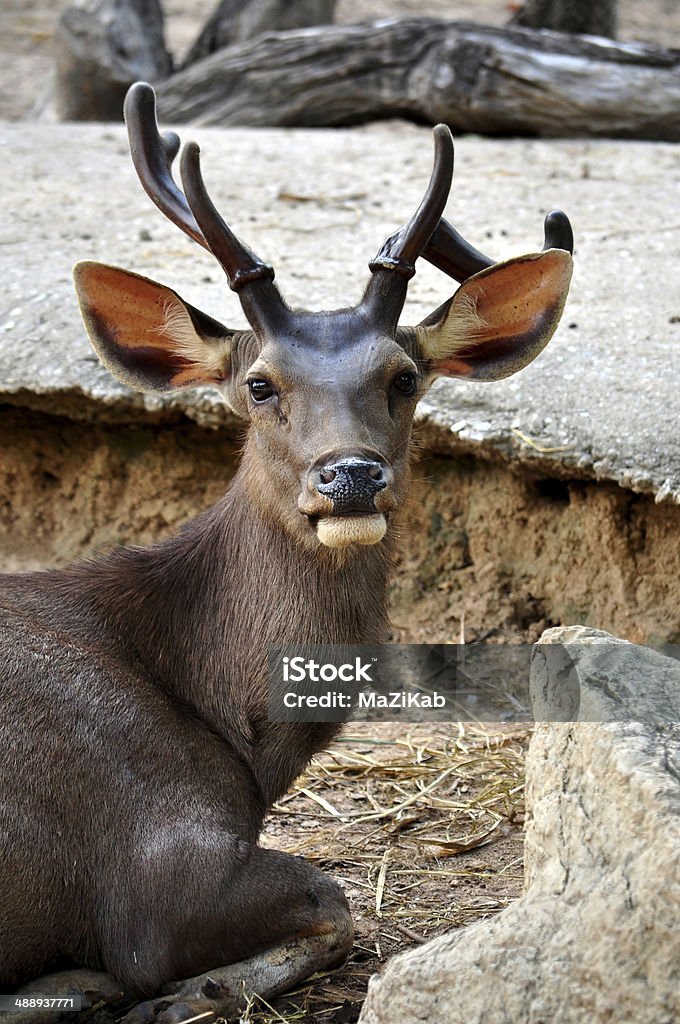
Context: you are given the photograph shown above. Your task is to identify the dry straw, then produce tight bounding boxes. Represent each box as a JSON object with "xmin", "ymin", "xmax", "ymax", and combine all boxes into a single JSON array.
[{"xmin": 238, "ymin": 721, "xmax": 530, "ymax": 1023}]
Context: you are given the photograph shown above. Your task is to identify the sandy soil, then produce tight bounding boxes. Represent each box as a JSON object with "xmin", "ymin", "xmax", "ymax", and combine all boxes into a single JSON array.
[{"xmin": 1, "ymin": 0, "xmax": 679, "ymax": 121}]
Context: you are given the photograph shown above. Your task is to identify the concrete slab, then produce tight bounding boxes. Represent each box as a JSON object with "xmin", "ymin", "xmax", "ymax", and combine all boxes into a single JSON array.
[{"xmin": 1, "ymin": 122, "xmax": 678, "ymax": 501}]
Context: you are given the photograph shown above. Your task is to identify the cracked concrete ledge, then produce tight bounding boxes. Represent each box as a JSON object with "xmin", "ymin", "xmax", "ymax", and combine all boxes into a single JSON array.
[
  {"xmin": 359, "ymin": 625, "xmax": 680, "ymax": 1024},
  {"xmin": 1, "ymin": 123, "xmax": 679, "ymax": 502}
]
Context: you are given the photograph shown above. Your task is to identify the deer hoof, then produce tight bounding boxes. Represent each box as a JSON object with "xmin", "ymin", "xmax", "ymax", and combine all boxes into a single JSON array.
[{"xmin": 120, "ymin": 998, "xmax": 216, "ymax": 1024}]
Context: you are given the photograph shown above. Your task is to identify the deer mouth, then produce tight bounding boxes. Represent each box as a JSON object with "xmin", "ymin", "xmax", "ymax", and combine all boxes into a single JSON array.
[
  {"xmin": 299, "ymin": 478, "xmax": 395, "ymax": 548},
  {"xmin": 314, "ymin": 512, "xmax": 387, "ymax": 548}
]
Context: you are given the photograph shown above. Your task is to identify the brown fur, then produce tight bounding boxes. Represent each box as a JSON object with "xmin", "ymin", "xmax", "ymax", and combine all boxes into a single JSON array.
[
  {"xmin": 1, "ymin": 110, "xmax": 572, "ymax": 1011},
  {"xmin": 0, "ymin": 256, "xmax": 571, "ymax": 1003},
  {"xmin": 0, "ymin": 460, "xmax": 393, "ymax": 995}
]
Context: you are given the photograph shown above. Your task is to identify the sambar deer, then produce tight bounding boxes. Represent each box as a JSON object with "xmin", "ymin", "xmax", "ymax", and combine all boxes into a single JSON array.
[{"xmin": 0, "ymin": 83, "xmax": 573, "ymax": 1023}]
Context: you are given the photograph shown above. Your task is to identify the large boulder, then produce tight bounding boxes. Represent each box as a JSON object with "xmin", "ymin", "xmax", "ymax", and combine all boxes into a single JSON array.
[{"xmin": 360, "ymin": 626, "xmax": 680, "ymax": 1024}]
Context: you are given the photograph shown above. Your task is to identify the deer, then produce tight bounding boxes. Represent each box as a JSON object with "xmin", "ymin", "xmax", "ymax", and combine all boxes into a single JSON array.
[{"xmin": 0, "ymin": 82, "xmax": 573, "ymax": 1024}]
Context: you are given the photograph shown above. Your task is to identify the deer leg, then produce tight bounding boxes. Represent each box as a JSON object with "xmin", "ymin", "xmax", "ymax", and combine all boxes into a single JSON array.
[
  {"xmin": 118, "ymin": 844, "xmax": 353, "ymax": 1024},
  {"xmin": 6, "ymin": 968, "xmax": 128, "ymax": 1023},
  {"xmin": 120, "ymin": 930, "xmax": 351, "ymax": 1024}
]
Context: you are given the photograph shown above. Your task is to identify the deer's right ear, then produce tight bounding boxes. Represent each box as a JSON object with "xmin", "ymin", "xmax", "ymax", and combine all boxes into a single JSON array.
[{"xmin": 73, "ymin": 261, "xmax": 237, "ymax": 393}]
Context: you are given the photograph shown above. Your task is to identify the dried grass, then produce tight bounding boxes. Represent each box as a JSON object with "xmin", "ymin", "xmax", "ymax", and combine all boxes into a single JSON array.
[{"xmin": 246, "ymin": 721, "xmax": 530, "ymax": 1023}]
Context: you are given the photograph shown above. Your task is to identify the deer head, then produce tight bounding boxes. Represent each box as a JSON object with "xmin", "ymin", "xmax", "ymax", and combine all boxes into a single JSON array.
[{"xmin": 74, "ymin": 83, "xmax": 573, "ymax": 552}]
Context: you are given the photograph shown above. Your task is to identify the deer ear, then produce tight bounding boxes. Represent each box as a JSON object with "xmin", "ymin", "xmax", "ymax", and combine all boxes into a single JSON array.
[
  {"xmin": 416, "ymin": 249, "xmax": 573, "ymax": 381},
  {"xmin": 73, "ymin": 261, "xmax": 238, "ymax": 393}
]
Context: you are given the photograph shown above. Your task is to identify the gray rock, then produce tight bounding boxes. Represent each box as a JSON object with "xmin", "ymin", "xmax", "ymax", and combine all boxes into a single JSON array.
[
  {"xmin": 360, "ymin": 626, "xmax": 680, "ymax": 1024},
  {"xmin": 0, "ymin": 123, "xmax": 679, "ymax": 502},
  {"xmin": 54, "ymin": 0, "xmax": 173, "ymax": 122},
  {"xmin": 531, "ymin": 625, "xmax": 680, "ymax": 724}
]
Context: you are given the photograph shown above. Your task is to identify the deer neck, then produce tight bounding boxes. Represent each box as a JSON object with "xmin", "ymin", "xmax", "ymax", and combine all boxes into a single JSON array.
[{"xmin": 94, "ymin": 463, "xmax": 394, "ymax": 805}]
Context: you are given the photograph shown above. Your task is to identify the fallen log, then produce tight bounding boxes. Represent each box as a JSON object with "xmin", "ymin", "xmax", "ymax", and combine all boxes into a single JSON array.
[{"xmin": 155, "ymin": 19, "xmax": 680, "ymax": 140}]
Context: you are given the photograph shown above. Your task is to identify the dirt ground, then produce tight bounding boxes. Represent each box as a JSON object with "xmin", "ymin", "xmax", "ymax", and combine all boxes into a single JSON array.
[{"xmin": 1, "ymin": 0, "xmax": 680, "ymax": 122}]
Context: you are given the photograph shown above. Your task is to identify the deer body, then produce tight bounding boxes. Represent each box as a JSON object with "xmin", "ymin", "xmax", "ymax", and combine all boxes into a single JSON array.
[
  {"xmin": 0, "ymin": 84, "xmax": 572, "ymax": 1021},
  {"xmin": 1, "ymin": 472, "xmax": 388, "ymax": 998}
]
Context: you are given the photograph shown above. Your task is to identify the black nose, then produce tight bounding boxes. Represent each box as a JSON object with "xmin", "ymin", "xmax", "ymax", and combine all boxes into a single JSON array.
[{"xmin": 314, "ymin": 458, "xmax": 387, "ymax": 514}]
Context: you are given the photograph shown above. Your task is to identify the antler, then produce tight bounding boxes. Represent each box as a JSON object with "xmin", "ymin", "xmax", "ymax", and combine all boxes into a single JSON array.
[
  {"xmin": 179, "ymin": 142, "xmax": 275, "ymax": 292},
  {"xmin": 361, "ymin": 124, "xmax": 455, "ymax": 329},
  {"xmin": 124, "ymin": 82, "xmax": 286, "ymax": 330},
  {"xmin": 124, "ymin": 83, "xmax": 206, "ymax": 251},
  {"xmin": 124, "ymin": 88, "xmax": 574, "ymax": 336},
  {"xmin": 423, "ymin": 209, "xmax": 574, "ymax": 283},
  {"xmin": 368, "ymin": 124, "xmax": 455, "ymax": 281},
  {"xmin": 362, "ymin": 119, "xmax": 573, "ymax": 330}
]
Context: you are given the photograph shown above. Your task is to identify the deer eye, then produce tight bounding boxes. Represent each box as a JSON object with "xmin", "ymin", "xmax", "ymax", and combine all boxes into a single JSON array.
[
  {"xmin": 248, "ymin": 378, "xmax": 276, "ymax": 403},
  {"xmin": 392, "ymin": 371, "xmax": 417, "ymax": 397}
]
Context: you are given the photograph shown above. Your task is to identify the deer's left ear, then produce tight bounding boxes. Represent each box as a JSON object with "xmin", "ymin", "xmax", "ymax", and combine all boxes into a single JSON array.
[{"xmin": 416, "ymin": 249, "xmax": 573, "ymax": 381}]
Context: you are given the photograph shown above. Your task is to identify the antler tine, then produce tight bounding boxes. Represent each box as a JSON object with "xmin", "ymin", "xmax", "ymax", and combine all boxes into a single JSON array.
[
  {"xmin": 179, "ymin": 142, "xmax": 276, "ymax": 293},
  {"xmin": 422, "ymin": 218, "xmax": 494, "ymax": 282},
  {"xmin": 125, "ymin": 82, "xmax": 284, "ymax": 330},
  {"xmin": 423, "ymin": 209, "xmax": 574, "ymax": 284},
  {"xmin": 124, "ymin": 82, "xmax": 208, "ymax": 251},
  {"xmin": 543, "ymin": 210, "xmax": 574, "ymax": 255},
  {"xmin": 369, "ymin": 124, "xmax": 455, "ymax": 280}
]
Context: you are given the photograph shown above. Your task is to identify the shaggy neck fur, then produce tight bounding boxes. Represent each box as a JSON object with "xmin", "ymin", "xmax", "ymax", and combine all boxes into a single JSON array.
[{"xmin": 53, "ymin": 465, "xmax": 395, "ymax": 809}]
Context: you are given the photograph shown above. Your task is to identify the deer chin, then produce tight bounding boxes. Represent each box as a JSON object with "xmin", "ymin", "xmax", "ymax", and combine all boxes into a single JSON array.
[{"xmin": 316, "ymin": 513, "xmax": 387, "ymax": 548}]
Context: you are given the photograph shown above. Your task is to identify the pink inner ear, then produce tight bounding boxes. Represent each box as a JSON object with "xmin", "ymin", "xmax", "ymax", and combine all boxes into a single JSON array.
[
  {"xmin": 426, "ymin": 249, "xmax": 573, "ymax": 381},
  {"xmin": 74, "ymin": 262, "xmax": 228, "ymax": 393},
  {"xmin": 78, "ymin": 263, "xmax": 185, "ymax": 354},
  {"xmin": 464, "ymin": 250, "xmax": 572, "ymax": 340}
]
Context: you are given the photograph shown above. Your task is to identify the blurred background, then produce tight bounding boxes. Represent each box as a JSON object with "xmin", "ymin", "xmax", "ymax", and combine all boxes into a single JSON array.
[{"xmin": 2, "ymin": 0, "xmax": 679, "ymax": 123}]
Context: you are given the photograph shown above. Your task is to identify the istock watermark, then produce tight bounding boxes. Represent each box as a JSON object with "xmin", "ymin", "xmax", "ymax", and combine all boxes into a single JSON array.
[
  {"xmin": 282, "ymin": 655, "xmax": 375, "ymax": 684},
  {"xmin": 267, "ymin": 642, "xmax": 680, "ymax": 724}
]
